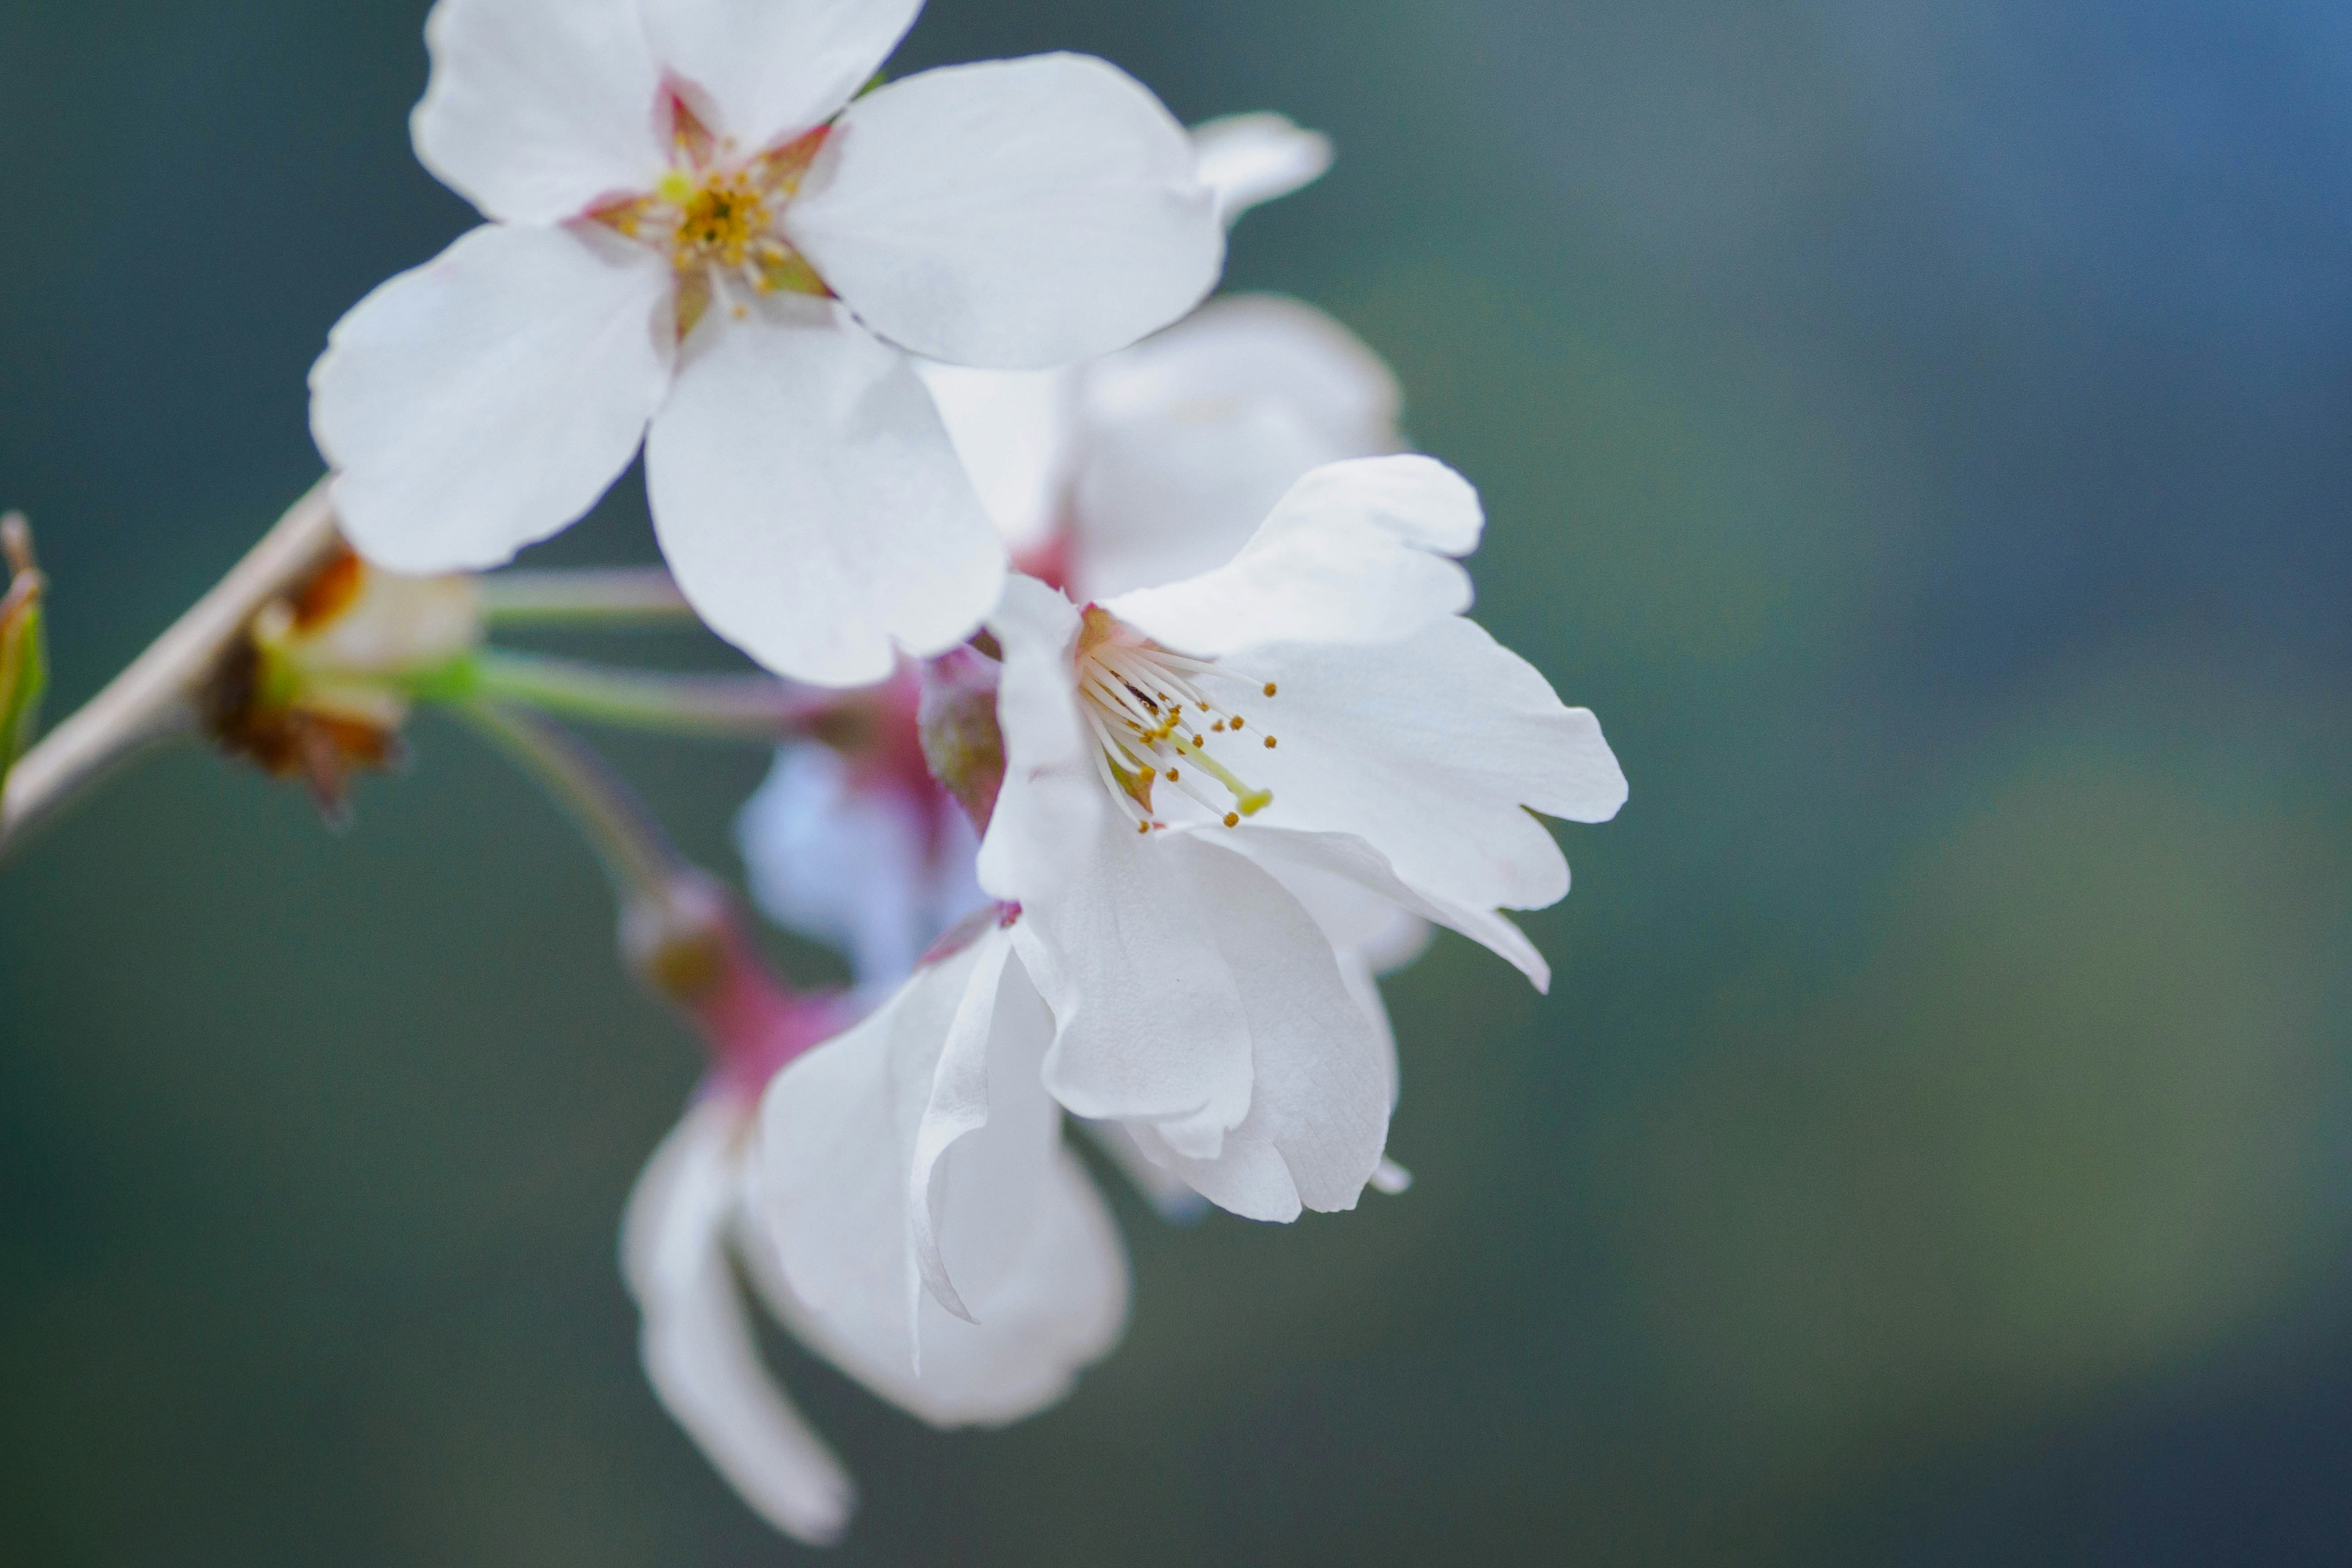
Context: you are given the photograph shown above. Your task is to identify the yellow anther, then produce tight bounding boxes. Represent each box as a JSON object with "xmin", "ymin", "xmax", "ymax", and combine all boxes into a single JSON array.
[
  {"xmin": 1263, "ymin": 682, "xmax": 1278, "ymax": 697},
  {"xmin": 1223, "ymin": 812, "xmax": 1240, "ymax": 828},
  {"xmin": 1264, "ymin": 736, "xmax": 1277, "ymax": 749}
]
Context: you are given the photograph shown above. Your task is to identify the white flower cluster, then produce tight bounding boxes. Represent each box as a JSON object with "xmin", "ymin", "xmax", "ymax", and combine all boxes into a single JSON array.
[{"xmin": 313, "ymin": 0, "xmax": 1626, "ymax": 1544}]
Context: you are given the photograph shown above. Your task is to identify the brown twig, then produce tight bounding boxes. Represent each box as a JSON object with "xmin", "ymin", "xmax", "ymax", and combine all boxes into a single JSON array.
[{"xmin": 0, "ymin": 479, "xmax": 342, "ymax": 861}]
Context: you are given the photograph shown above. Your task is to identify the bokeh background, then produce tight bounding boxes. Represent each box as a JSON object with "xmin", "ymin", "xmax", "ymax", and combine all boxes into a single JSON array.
[{"xmin": 7, "ymin": 1, "xmax": 2352, "ymax": 1561}]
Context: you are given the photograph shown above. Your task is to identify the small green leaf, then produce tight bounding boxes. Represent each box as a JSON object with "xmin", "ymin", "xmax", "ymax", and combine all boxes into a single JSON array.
[{"xmin": 0, "ymin": 513, "xmax": 48, "ymax": 785}]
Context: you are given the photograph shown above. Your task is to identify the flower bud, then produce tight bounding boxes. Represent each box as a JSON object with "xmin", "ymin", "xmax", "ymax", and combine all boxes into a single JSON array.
[
  {"xmin": 0, "ymin": 514, "xmax": 47, "ymax": 788},
  {"xmin": 918, "ymin": 644, "xmax": 1005, "ymax": 835},
  {"xmin": 621, "ymin": 868, "xmax": 856, "ymax": 1101}
]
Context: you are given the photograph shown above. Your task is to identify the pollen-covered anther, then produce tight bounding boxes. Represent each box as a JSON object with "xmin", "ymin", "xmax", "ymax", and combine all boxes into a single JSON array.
[
  {"xmin": 1073, "ymin": 606, "xmax": 1280, "ymax": 832},
  {"xmin": 595, "ymin": 119, "xmax": 832, "ymax": 337}
]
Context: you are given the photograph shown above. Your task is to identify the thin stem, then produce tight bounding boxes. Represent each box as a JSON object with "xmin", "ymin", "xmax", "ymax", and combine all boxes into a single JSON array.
[
  {"xmin": 442, "ymin": 649, "xmax": 825, "ymax": 741},
  {"xmin": 0, "ymin": 478, "xmax": 341, "ymax": 862},
  {"xmin": 450, "ymin": 701, "xmax": 681, "ymax": 898},
  {"xmin": 476, "ymin": 567, "xmax": 697, "ymax": 629}
]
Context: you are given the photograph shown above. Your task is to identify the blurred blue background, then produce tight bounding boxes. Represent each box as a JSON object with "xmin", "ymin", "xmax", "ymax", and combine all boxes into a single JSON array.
[{"xmin": 6, "ymin": 1, "xmax": 2352, "ymax": 1561}]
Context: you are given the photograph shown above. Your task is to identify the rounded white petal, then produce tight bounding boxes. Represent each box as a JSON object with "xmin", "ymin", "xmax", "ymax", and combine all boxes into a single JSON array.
[
  {"xmin": 786, "ymin": 55, "xmax": 1223, "ymax": 369},
  {"xmin": 622, "ymin": 1101, "xmax": 856, "ymax": 1547},
  {"xmin": 745, "ymin": 1147, "xmax": 1128, "ymax": 1429},
  {"xmin": 1106, "ymin": 839, "xmax": 1390, "ymax": 1223},
  {"xmin": 1067, "ymin": 296, "xmax": 1405, "ymax": 599},
  {"xmin": 737, "ymin": 742, "xmax": 982, "ymax": 990},
  {"xmin": 1243, "ymin": 837, "xmax": 1433, "ymax": 977},
  {"xmin": 1231, "ymin": 615, "xmax": 1629, "ymax": 926},
  {"xmin": 756, "ymin": 932, "xmax": 1128, "ymax": 1426},
  {"xmin": 412, "ymin": 0, "xmax": 668, "ymax": 224},
  {"xmin": 1188, "ymin": 113, "xmax": 1334, "ymax": 225},
  {"xmin": 640, "ymin": 0, "xmax": 920, "ymax": 151},
  {"xmin": 1229, "ymin": 822, "xmax": 1551, "ymax": 993},
  {"xmin": 312, "ymin": 223, "xmax": 673, "ymax": 575},
  {"xmin": 916, "ymin": 363, "xmax": 1079, "ymax": 555},
  {"xmin": 1104, "ymin": 455, "xmax": 1482, "ymax": 656},
  {"xmin": 1085, "ymin": 295, "xmax": 1401, "ymax": 458},
  {"xmin": 645, "ymin": 300, "xmax": 1006, "ymax": 686},
  {"xmin": 1011, "ymin": 818, "xmax": 1260, "ymax": 1158}
]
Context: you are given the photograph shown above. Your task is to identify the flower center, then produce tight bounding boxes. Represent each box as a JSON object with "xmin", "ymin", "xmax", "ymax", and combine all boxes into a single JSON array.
[
  {"xmin": 600, "ymin": 115, "xmax": 831, "ymax": 336},
  {"xmin": 1074, "ymin": 607, "xmax": 1280, "ymax": 834}
]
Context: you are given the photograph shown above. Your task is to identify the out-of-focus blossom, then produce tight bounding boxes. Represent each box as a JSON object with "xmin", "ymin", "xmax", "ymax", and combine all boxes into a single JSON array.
[
  {"xmin": 974, "ymin": 456, "xmax": 1626, "ymax": 1221},
  {"xmin": 920, "ymin": 115, "xmax": 1398, "ymax": 600},
  {"xmin": 206, "ymin": 548, "xmax": 482, "ymax": 818},
  {"xmin": 736, "ymin": 680, "xmax": 981, "ymax": 993},
  {"xmin": 626, "ymin": 1085, "xmax": 858, "ymax": 1547},
  {"xmin": 1188, "ymin": 111, "xmax": 1334, "ymax": 222},
  {"xmin": 311, "ymin": 0, "xmax": 1223, "ymax": 685}
]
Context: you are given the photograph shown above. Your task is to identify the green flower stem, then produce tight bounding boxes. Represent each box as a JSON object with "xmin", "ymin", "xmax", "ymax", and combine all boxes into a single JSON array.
[
  {"xmin": 450, "ymin": 701, "xmax": 680, "ymax": 899},
  {"xmin": 475, "ymin": 567, "xmax": 697, "ymax": 630},
  {"xmin": 414, "ymin": 649, "xmax": 824, "ymax": 742}
]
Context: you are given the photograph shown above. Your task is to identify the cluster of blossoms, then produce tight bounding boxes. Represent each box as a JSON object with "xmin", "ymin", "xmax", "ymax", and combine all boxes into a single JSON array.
[{"xmin": 0, "ymin": 0, "xmax": 1623, "ymax": 1546}]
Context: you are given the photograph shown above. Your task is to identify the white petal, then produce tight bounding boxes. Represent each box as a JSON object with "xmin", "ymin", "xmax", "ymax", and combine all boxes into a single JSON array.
[
  {"xmin": 1235, "ymin": 835, "xmax": 1433, "ymax": 976},
  {"xmin": 905, "ymin": 931, "xmax": 1054, "ymax": 1321},
  {"xmin": 915, "ymin": 363, "xmax": 1079, "ymax": 556},
  {"xmin": 786, "ymin": 55, "xmax": 1223, "ymax": 369},
  {"xmin": 1068, "ymin": 298, "xmax": 1404, "ymax": 601},
  {"xmin": 1076, "ymin": 1117, "xmax": 1210, "ymax": 1223},
  {"xmin": 755, "ymin": 933, "xmax": 1127, "ymax": 1425},
  {"xmin": 974, "ymin": 578, "xmax": 1101, "ymax": 900},
  {"xmin": 1231, "ymin": 822, "xmax": 1553, "ymax": 992},
  {"xmin": 736, "ymin": 741, "xmax": 981, "ymax": 990},
  {"xmin": 312, "ymin": 223, "xmax": 672, "ymax": 575},
  {"xmin": 1110, "ymin": 837, "xmax": 1389, "ymax": 1221},
  {"xmin": 1009, "ymin": 819, "xmax": 1259, "ymax": 1159},
  {"xmin": 646, "ymin": 300, "xmax": 1006, "ymax": 686},
  {"xmin": 1084, "ymin": 295, "xmax": 1401, "ymax": 461},
  {"xmin": 1104, "ymin": 455, "xmax": 1482, "ymax": 656},
  {"xmin": 744, "ymin": 1145, "xmax": 1127, "ymax": 1428},
  {"xmin": 640, "ymin": 0, "xmax": 920, "ymax": 151},
  {"xmin": 622, "ymin": 1101, "xmax": 855, "ymax": 1547},
  {"xmin": 1188, "ymin": 113, "xmax": 1334, "ymax": 224},
  {"xmin": 1231, "ymin": 614, "xmax": 1627, "ymax": 927},
  {"xmin": 411, "ymin": 0, "xmax": 668, "ymax": 224},
  {"xmin": 1336, "ymin": 948, "xmax": 1403, "ymax": 1111}
]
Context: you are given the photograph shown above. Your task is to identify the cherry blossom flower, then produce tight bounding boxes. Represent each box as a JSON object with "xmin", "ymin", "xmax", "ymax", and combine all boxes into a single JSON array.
[
  {"xmin": 970, "ymin": 454, "xmax": 1628, "ymax": 1221},
  {"xmin": 311, "ymin": 0, "xmax": 1223, "ymax": 685},
  {"xmin": 624, "ymin": 878, "xmax": 1124, "ymax": 1544},
  {"xmin": 737, "ymin": 111, "xmax": 1400, "ymax": 987},
  {"xmin": 755, "ymin": 919, "xmax": 1129, "ymax": 1410}
]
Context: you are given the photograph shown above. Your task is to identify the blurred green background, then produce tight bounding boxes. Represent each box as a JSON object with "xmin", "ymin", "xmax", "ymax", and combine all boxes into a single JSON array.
[{"xmin": 7, "ymin": 1, "xmax": 2352, "ymax": 1562}]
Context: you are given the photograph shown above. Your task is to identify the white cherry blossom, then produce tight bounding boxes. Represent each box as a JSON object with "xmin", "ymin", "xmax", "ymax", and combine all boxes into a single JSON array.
[
  {"xmin": 974, "ymin": 454, "xmax": 1627, "ymax": 1221},
  {"xmin": 311, "ymin": 0, "xmax": 1223, "ymax": 685},
  {"xmin": 624, "ymin": 899, "xmax": 1128, "ymax": 1542},
  {"xmin": 624, "ymin": 1096, "xmax": 856, "ymax": 1547},
  {"xmin": 756, "ymin": 922, "xmax": 1129, "ymax": 1400},
  {"xmin": 739, "ymin": 291, "xmax": 1404, "ymax": 991},
  {"xmin": 737, "ymin": 111, "xmax": 1404, "ymax": 1000}
]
